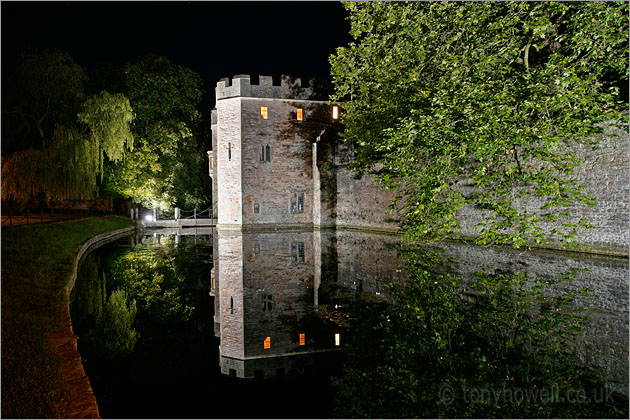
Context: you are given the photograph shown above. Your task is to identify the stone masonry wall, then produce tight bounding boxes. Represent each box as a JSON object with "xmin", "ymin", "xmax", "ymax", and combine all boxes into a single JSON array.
[
  {"xmin": 456, "ymin": 121, "xmax": 629, "ymax": 252},
  {"xmin": 240, "ymin": 98, "xmax": 314, "ymax": 227}
]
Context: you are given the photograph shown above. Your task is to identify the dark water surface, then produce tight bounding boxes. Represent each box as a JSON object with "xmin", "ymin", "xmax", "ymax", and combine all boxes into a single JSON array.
[{"xmin": 70, "ymin": 228, "xmax": 628, "ymax": 418}]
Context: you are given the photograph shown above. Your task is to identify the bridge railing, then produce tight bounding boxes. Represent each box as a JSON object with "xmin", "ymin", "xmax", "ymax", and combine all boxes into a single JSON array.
[{"xmin": 157, "ymin": 206, "xmax": 214, "ymax": 220}]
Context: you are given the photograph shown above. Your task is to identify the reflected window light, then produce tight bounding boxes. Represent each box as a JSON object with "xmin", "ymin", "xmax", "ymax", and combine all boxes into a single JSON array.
[
  {"xmin": 296, "ymin": 108, "xmax": 303, "ymax": 121},
  {"xmin": 264, "ymin": 336, "xmax": 271, "ymax": 349},
  {"xmin": 261, "ymin": 106, "xmax": 268, "ymax": 119},
  {"xmin": 332, "ymin": 105, "xmax": 339, "ymax": 120},
  {"xmin": 299, "ymin": 333, "xmax": 306, "ymax": 346},
  {"xmin": 212, "ymin": 277, "xmax": 215, "ymax": 290},
  {"xmin": 335, "ymin": 333, "xmax": 341, "ymax": 346}
]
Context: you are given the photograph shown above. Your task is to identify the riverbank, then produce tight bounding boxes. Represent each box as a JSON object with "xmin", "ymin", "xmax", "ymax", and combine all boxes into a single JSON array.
[{"xmin": 1, "ymin": 216, "xmax": 135, "ymax": 418}]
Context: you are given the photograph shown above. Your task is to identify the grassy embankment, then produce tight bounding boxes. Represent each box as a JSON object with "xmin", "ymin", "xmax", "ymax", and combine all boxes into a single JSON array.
[{"xmin": 1, "ymin": 216, "xmax": 134, "ymax": 418}]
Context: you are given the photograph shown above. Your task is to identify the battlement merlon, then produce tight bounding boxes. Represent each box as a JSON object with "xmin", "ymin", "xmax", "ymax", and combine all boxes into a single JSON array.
[{"xmin": 215, "ymin": 74, "xmax": 315, "ymax": 101}]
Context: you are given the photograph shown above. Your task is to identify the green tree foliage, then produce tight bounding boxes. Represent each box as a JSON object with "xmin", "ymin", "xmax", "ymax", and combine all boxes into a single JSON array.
[
  {"xmin": 330, "ymin": 1, "xmax": 628, "ymax": 246},
  {"xmin": 84, "ymin": 289, "xmax": 138, "ymax": 360},
  {"xmin": 102, "ymin": 54, "xmax": 210, "ymax": 210},
  {"xmin": 1, "ymin": 51, "xmax": 134, "ymax": 204}
]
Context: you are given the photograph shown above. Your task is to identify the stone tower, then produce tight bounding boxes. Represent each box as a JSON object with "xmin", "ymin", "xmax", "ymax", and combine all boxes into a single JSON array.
[{"xmin": 211, "ymin": 74, "xmax": 324, "ymax": 230}]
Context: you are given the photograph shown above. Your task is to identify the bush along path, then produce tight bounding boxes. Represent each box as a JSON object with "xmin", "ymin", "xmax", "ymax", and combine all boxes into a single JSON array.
[{"xmin": 1, "ymin": 216, "xmax": 135, "ymax": 418}]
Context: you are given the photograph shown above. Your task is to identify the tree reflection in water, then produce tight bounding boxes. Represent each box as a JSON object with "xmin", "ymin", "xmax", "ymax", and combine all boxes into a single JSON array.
[{"xmin": 332, "ymin": 245, "xmax": 628, "ymax": 418}]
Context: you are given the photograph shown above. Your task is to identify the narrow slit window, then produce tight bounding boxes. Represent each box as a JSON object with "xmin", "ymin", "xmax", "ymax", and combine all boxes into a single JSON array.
[
  {"xmin": 230, "ymin": 296, "xmax": 234, "ymax": 314},
  {"xmin": 296, "ymin": 108, "xmax": 303, "ymax": 121},
  {"xmin": 335, "ymin": 333, "xmax": 341, "ymax": 346},
  {"xmin": 261, "ymin": 294, "xmax": 273, "ymax": 311},
  {"xmin": 261, "ymin": 106, "xmax": 268, "ymax": 119},
  {"xmin": 264, "ymin": 336, "xmax": 271, "ymax": 349},
  {"xmin": 254, "ymin": 200, "xmax": 260, "ymax": 214},
  {"xmin": 299, "ymin": 333, "xmax": 306, "ymax": 346},
  {"xmin": 297, "ymin": 193, "xmax": 304, "ymax": 213},
  {"xmin": 260, "ymin": 145, "xmax": 265, "ymax": 161},
  {"xmin": 254, "ymin": 242, "xmax": 260, "ymax": 256},
  {"xmin": 228, "ymin": 142, "xmax": 232, "ymax": 161},
  {"xmin": 265, "ymin": 144, "xmax": 271, "ymax": 162},
  {"xmin": 291, "ymin": 242, "xmax": 297, "ymax": 262}
]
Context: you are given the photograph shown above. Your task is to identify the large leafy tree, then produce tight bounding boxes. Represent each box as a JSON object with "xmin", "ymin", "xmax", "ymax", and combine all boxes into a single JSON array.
[
  {"xmin": 1, "ymin": 50, "xmax": 134, "ymax": 203},
  {"xmin": 330, "ymin": 1, "xmax": 628, "ymax": 246},
  {"xmin": 102, "ymin": 54, "xmax": 210, "ymax": 210}
]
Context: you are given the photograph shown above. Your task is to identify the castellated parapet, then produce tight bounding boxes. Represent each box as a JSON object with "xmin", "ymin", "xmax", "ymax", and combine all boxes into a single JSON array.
[{"xmin": 216, "ymin": 74, "xmax": 315, "ymax": 100}]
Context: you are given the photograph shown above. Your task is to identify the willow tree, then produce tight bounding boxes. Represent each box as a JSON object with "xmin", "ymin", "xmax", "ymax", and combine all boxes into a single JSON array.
[
  {"xmin": 330, "ymin": 1, "xmax": 628, "ymax": 246},
  {"xmin": 1, "ymin": 51, "xmax": 134, "ymax": 204},
  {"xmin": 1, "ymin": 91, "xmax": 134, "ymax": 203}
]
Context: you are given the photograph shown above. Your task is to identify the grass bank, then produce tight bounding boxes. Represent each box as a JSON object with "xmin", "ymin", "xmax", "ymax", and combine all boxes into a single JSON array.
[{"xmin": 1, "ymin": 216, "xmax": 134, "ymax": 418}]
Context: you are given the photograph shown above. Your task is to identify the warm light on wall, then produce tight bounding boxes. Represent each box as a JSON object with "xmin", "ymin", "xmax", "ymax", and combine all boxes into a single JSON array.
[
  {"xmin": 264, "ymin": 336, "xmax": 271, "ymax": 349},
  {"xmin": 299, "ymin": 333, "xmax": 306, "ymax": 346},
  {"xmin": 297, "ymin": 108, "xmax": 303, "ymax": 121},
  {"xmin": 332, "ymin": 105, "xmax": 339, "ymax": 120},
  {"xmin": 261, "ymin": 106, "xmax": 268, "ymax": 119},
  {"xmin": 334, "ymin": 333, "xmax": 341, "ymax": 346}
]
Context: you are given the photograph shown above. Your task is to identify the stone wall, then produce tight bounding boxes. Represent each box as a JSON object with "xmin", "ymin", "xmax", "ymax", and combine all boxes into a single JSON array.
[
  {"xmin": 456, "ymin": 121, "xmax": 629, "ymax": 252},
  {"xmin": 212, "ymin": 74, "xmax": 628, "ymax": 251}
]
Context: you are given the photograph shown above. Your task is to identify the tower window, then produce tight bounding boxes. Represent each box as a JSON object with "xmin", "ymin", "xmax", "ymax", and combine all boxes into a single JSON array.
[
  {"xmin": 254, "ymin": 242, "xmax": 260, "ymax": 256},
  {"xmin": 335, "ymin": 333, "xmax": 341, "ymax": 346},
  {"xmin": 291, "ymin": 242, "xmax": 305, "ymax": 263},
  {"xmin": 290, "ymin": 192, "xmax": 304, "ymax": 213},
  {"xmin": 261, "ymin": 106, "xmax": 268, "ymax": 119},
  {"xmin": 296, "ymin": 108, "xmax": 303, "ymax": 121},
  {"xmin": 230, "ymin": 296, "xmax": 234, "ymax": 314},
  {"xmin": 261, "ymin": 294, "xmax": 273, "ymax": 311},
  {"xmin": 260, "ymin": 144, "xmax": 271, "ymax": 162},
  {"xmin": 228, "ymin": 142, "xmax": 232, "ymax": 161},
  {"xmin": 254, "ymin": 200, "xmax": 260, "ymax": 214},
  {"xmin": 264, "ymin": 336, "xmax": 271, "ymax": 349},
  {"xmin": 299, "ymin": 333, "xmax": 306, "ymax": 346}
]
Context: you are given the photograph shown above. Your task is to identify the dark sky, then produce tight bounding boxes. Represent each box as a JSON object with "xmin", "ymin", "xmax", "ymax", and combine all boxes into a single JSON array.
[{"xmin": 2, "ymin": 1, "xmax": 352, "ymax": 104}]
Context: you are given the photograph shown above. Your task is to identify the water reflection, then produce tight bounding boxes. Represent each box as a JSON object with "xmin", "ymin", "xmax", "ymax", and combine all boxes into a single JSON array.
[
  {"xmin": 70, "ymin": 228, "xmax": 628, "ymax": 417},
  {"xmin": 212, "ymin": 230, "xmax": 406, "ymax": 379}
]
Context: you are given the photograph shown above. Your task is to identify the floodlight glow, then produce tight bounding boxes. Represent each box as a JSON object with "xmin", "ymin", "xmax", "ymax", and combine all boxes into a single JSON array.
[{"xmin": 145, "ymin": 215, "xmax": 154, "ymax": 222}]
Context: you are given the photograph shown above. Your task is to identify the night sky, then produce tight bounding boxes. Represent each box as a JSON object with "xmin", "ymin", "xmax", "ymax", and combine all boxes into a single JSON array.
[{"xmin": 2, "ymin": 1, "xmax": 352, "ymax": 105}]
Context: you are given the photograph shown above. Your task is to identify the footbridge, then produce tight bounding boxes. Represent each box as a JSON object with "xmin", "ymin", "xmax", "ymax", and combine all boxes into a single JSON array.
[{"xmin": 141, "ymin": 206, "xmax": 216, "ymax": 228}]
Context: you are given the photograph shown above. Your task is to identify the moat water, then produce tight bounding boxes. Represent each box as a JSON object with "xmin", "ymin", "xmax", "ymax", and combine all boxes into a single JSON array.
[{"xmin": 70, "ymin": 229, "xmax": 628, "ymax": 418}]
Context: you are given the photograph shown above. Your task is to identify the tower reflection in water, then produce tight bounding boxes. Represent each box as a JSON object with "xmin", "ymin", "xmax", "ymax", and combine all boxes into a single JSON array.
[{"xmin": 210, "ymin": 229, "xmax": 406, "ymax": 380}]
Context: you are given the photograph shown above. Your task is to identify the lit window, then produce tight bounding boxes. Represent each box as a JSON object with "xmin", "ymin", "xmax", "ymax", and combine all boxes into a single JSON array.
[
  {"xmin": 335, "ymin": 333, "xmax": 341, "ymax": 346},
  {"xmin": 261, "ymin": 106, "xmax": 268, "ymax": 119},
  {"xmin": 264, "ymin": 336, "xmax": 271, "ymax": 349},
  {"xmin": 212, "ymin": 277, "xmax": 215, "ymax": 289},
  {"xmin": 332, "ymin": 105, "xmax": 339, "ymax": 120},
  {"xmin": 210, "ymin": 156, "xmax": 214, "ymax": 169},
  {"xmin": 297, "ymin": 108, "xmax": 303, "ymax": 121},
  {"xmin": 299, "ymin": 333, "xmax": 306, "ymax": 346}
]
